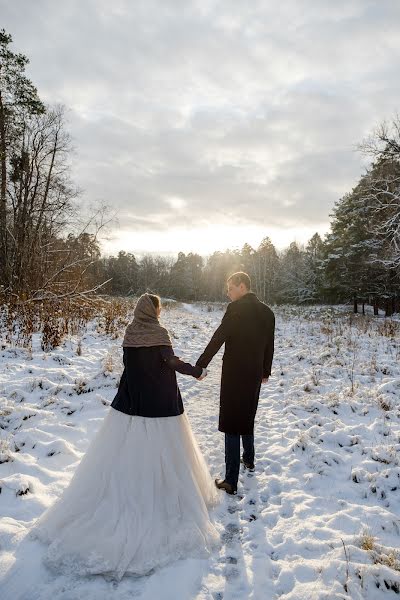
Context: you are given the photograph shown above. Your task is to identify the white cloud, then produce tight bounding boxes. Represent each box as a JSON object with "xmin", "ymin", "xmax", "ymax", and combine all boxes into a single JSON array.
[{"xmin": 2, "ymin": 0, "xmax": 400, "ymax": 254}]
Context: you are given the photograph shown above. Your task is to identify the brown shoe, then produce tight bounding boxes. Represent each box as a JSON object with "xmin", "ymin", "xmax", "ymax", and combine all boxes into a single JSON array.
[{"xmin": 215, "ymin": 478, "xmax": 237, "ymax": 495}]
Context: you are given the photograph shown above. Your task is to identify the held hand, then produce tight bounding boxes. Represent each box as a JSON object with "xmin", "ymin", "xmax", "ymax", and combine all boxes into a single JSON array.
[
  {"xmin": 197, "ymin": 368, "xmax": 208, "ymax": 381},
  {"xmin": 262, "ymin": 377, "xmax": 269, "ymax": 384}
]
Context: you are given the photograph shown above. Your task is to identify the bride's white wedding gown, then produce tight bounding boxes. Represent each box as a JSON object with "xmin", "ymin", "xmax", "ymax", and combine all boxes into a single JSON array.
[{"xmin": 29, "ymin": 406, "xmax": 220, "ymax": 580}]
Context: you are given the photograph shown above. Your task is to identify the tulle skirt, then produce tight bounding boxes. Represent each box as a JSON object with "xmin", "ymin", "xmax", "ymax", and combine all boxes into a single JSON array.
[{"xmin": 29, "ymin": 406, "xmax": 220, "ymax": 580}]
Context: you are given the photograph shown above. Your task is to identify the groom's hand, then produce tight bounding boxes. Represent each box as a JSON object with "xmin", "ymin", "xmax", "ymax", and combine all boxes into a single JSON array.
[{"xmin": 262, "ymin": 377, "xmax": 269, "ymax": 384}]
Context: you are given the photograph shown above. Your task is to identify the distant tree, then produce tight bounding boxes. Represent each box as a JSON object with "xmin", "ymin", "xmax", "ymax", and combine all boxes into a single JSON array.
[
  {"xmin": 239, "ymin": 243, "xmax": 256, "ymax": 276},
  {"xmin": 169, "ymin": 252, "xmax": 203, "ymax": 300},
  {"xmin": 303, "ymin": 233, "xmax": 326, "ymax": 302},
  {"xmin": 104, "ymin": 251, "xmax": 139, "ymax": 296},
  {"xmin": 251, "ymin": 237, "xmax": 279, "ymax": 303},
  {"xmin": 137, "ymin": 255, "xmax": 159, "ymax": 293},
  {"xmin": 185, "ymin": 252, "xmax": 203, "ymax": 301},
  {"xmin": 202, "ymin": 250, "xmax": 242, "ymax": 300},
  {"xmin": 276, "ymin": 242, "xmax": 309, "ymax": 303}
]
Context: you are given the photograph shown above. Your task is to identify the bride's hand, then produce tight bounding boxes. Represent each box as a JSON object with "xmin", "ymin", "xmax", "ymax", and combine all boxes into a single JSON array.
[{"xmin": 196, "ymin": 368, "xmax": 208, "ymax": 381}]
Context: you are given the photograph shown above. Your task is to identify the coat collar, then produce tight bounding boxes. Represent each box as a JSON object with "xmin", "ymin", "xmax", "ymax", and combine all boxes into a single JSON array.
[{"xmin": 232, "ymin": 291, "xmax": 258, "ymax": 305}]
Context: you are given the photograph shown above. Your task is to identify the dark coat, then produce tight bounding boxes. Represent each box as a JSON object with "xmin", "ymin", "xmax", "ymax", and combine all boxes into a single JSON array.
[
  {"xmin": 196, "ymin": 292, "xmax": 275, "ymax": 435},
  {"xmin": 111, "ymin": 345, "xmax": 202, "ymax": 418}
]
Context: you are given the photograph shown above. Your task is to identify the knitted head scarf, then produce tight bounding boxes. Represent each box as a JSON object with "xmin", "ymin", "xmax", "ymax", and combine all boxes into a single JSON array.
[{"xmin": 122, "ymin": 293, "xmax": 172, "ymax": 347}]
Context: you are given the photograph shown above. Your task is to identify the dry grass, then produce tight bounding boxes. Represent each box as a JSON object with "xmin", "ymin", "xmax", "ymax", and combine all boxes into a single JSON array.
[
  {"xmin": 359, "ymin": 531, "xmax": 400, "ymax": 574},
  {"xmin": 371, "ymin": 546, "xmax": 400, "ymax": 573},
  {"xmin": 359, "ymin": 530, "xmax": 375, "ymax": 552},
  {"xmin": 0, "ymin": 434, "xmax": 14, "ymax": 464},
  {"xmin": 0, "ymin": 296, "xmax": 134, "ymax": 351},
  {"xmin": 103, "ymin": 351, "xmax": 115, "ymax": 374}
]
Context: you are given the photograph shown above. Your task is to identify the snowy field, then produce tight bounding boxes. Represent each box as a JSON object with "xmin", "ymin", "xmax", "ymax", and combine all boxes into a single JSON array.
[{"xmin": 1, "ymin": 302, "xmax": 400, "ymax": 600}]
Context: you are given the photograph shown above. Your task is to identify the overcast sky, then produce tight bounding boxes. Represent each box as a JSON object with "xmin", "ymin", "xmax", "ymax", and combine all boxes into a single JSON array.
[{"xmin": 2, "ymin": 0, "xmax": 400, "ymax": 256}]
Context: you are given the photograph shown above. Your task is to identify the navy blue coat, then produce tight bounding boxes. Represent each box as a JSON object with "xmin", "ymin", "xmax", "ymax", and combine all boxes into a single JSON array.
[{"xmin": 111, "ymin": 345, "xmax": 202, "ymax": 417}]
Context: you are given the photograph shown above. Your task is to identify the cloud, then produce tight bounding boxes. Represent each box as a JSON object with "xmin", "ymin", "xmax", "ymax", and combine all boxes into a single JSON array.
[{"xmin": 2, "ymin": 0, "xmax": 400, "ymax": 253}]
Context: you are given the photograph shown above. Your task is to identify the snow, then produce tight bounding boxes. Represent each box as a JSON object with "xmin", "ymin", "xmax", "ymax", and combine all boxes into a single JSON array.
[{"xmin": 1, "ymin": 303, "xmax": 400, "ymax": 599}]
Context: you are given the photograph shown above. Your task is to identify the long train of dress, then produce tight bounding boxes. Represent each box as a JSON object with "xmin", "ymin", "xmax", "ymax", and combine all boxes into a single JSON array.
[{"xmin": 29, "ymin": 406, "xmax": 220, "ymax": 580}]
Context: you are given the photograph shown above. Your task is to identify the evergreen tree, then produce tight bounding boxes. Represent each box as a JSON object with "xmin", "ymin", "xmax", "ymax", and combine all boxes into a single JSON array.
[
  {"xmin": 303, "ymin": 233, "xmax": 326, "ymax": 302},
  {"xmin": 105, "ymin": 251, "xmax": 139, "ymax": 296},
  {"xmin": 252, "ymin": 237, "xmax": 279, "ymax": 303}
]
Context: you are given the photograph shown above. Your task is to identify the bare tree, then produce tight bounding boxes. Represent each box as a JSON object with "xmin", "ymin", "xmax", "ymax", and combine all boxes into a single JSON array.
[
  {"xmin": 358, "ymin": 116, "xmax": 400, "ymax": 266},
  {"xmin": 362, "ymin": 171, "xmax": 400, "ymax": 268},
  {"xmin": 0, "ymin": 29, "xmax": 45, "ymax": 282},
  {"xmin": 358, "ymin": 115, "xmax": 400, "ymax": 162},
  {"xmin": 6, "ymin": 105, "xmax": 81, "ymax": 296}
]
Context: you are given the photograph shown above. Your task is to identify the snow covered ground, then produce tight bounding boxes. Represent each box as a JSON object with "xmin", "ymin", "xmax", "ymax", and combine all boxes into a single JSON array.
[{"xmin": 1, "ymin": 302, "xmax": 400, "ymax": 599}]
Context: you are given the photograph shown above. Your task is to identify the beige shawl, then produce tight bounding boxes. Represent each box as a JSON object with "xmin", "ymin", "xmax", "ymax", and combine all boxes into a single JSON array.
[{"xmin": 122, "ymin": 294, "xmax": 172, "ymax": 347}]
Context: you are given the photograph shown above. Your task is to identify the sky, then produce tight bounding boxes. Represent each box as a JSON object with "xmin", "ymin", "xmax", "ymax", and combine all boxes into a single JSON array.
[{"xmin": 2, "ymin": 0, "xmax": 400, "ymax": 257}]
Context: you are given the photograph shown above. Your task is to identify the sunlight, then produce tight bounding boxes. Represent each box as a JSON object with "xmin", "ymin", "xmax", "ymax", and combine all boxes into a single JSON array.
[{"xmin": 100, "ymin": 222, "xmax": 330, "ymax": 257}]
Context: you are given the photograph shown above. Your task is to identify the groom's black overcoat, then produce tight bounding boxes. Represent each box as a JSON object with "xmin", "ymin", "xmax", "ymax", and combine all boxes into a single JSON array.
[{"xmin": 196, "ymin": 292, "xmax": 275, "ymax": 435}]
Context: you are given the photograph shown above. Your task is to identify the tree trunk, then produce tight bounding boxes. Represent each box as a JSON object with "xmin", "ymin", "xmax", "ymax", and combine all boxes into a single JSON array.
[{"xmin": 0, "ymin": 90, "xmax": 8, "ymax": 284}]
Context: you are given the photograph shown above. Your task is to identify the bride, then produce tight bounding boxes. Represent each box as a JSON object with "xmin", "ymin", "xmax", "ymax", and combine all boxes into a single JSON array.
[{"xmin": 29, "ymin": 293, "xmax": 220, "ymax": 581}]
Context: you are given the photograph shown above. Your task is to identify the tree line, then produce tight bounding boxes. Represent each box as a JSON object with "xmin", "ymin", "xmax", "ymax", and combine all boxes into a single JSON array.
[{"xmin": 1, "ymin": 29, "xmax": 399, "ymax": 313}]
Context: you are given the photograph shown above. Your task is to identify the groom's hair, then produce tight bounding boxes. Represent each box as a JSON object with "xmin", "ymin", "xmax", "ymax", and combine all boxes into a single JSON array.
[{"xmin": 227, "ymin": 271, "xmax": 251, "ymax": 290}]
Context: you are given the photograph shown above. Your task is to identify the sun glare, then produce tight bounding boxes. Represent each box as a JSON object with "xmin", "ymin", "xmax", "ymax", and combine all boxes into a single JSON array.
[{"xmin": 101, "ymin": 222, "xmax": 330, "ymax": 257}]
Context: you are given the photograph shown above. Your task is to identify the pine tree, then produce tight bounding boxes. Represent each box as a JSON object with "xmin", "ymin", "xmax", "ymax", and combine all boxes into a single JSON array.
[
  {"xmin": 303, "ymin": 233, "xmax": 326, "ymax": 302},
  {"xmin": 252, "ymin": 237, "xmax": 279, "ymax": 303}
]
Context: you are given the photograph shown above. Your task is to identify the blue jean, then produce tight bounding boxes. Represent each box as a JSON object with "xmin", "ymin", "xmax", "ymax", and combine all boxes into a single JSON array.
[{"xmin": 224, "ymin": 433, "xmax": 255, "ymax": 487}]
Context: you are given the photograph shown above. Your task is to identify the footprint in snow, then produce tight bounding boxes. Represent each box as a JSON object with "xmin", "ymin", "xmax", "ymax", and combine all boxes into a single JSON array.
[{"xmin": 221, "ymin": 523, "xmax": 242, "ymax": 544}]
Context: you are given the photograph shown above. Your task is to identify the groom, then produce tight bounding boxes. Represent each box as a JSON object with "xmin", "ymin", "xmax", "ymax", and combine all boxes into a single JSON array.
[{"xmin": 196, "ymin": 272, "xmax": 275, "ymax": 495}]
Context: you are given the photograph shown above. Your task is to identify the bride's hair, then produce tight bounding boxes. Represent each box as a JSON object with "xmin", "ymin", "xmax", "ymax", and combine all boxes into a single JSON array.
[{"xmin": 147, "ymin": 293, "xmax": 161, "ymax": 311}]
